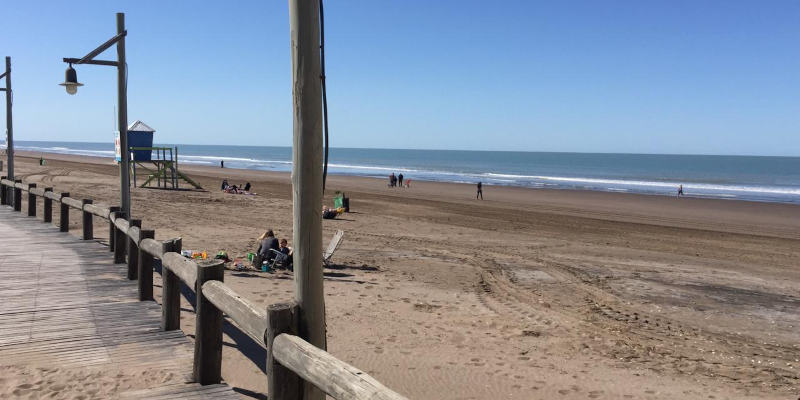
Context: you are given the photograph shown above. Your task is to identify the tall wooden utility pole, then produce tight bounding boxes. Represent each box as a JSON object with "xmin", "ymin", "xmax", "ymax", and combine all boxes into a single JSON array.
[
  {"xmin": 289, "ymin": 0, "xmax": 326, "ymax": 399},
  {"xmin": 2, "ymin": 57, "xmax": 13, "ymax": 205}
]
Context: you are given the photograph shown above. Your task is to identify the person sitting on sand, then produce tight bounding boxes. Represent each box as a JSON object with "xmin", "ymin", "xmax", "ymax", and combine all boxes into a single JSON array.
[
  {"xmin": 221, "ymin": 179, "xmax": 229, "ymax": 191},
  {"xmin": 254, "ymin": 229, "xmax": 279, "ymax": 268},
  {"xmin": 244, "ymin": 182, "xmax": 251, "ymax": 192},
  {"xmin": 274, "ymin": 238, "xmax": 293, "ymax": 269}
]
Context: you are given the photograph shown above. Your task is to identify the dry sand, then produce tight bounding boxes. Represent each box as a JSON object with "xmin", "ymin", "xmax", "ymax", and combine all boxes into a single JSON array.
[{"xmin": 4, "ymin": 151, "xmax": 799, "ymax": 399}]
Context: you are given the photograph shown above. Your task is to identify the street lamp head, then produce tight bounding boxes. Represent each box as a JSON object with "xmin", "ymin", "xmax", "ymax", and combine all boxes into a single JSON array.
[{"xmin": 59, "ymin": 65, "xmax": 83, "ymax": 95}]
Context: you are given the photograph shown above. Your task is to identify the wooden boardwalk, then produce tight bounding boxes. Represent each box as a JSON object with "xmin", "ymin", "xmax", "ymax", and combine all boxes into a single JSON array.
[{"xmin": 0, "ymin": 207, "xmax": 240, "ymax": 399}]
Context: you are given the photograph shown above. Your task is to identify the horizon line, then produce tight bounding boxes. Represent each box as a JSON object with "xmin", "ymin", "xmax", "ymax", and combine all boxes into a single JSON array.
[{"xmin": 5, "ymin": 139, "xmax": 800, "ymax": 159}]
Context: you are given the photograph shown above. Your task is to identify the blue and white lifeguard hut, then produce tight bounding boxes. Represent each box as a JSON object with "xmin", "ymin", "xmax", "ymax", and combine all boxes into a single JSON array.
[{"xmin": 115, "ymin": 120, "xmax": 155, "ymax": 162}]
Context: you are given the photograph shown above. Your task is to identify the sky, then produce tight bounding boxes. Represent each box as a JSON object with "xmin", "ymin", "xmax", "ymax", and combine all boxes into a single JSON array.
[{"xmin": 1, "ymin": 0, "xmax": 799, "ymax": 156}]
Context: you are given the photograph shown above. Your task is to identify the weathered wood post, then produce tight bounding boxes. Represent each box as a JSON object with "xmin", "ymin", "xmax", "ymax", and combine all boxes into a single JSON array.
[
  {"xmin": 127, "ymin": 219, "xmax": 141, "ymax": 280},
  {"xmin": 289, "ymin": 0, "xmax": 327, "ymax": 398},
  {"xmin": 113, "ymin": 211, "xmax": 127, "ymax": 263},
  {"xmin": 27, "ymin": 183, "xmax": 36, "ymax": 217},
  {"xmin": 59, "ymin": 192, "xmax": 70, "ymax": 232},
  {"xmin": 108, "ymin": 206, "xmax": 121, "ymax": 252},
  {"xmin": 81, "ymin": 199, "xmax": 93, "ymax": 240},
  {"xmin": 43, "ymin": 188, "xmax": 53, "ymax": 223},
  {"xmin": 267, "ymin": 302, "xmax": 302, "ymax": 400},
  {"xmin": 194, "ymin": 259, "xmax": 224, "ymax": 385},
  {"xmin": 0, "ymin": 177, "xmax": 6, "ymax": 205},
  {"xmin": 138, "ymin": 230, "xmax": 155, "ymax": 300},
  {"xmin": 13, "ymin": 179, "xmax": 22, "ymax": 211},
  {"xmin": 0, "ymin": 175, "xmax": 8, "ymax": 205},
  {"xmin": 162, "ymin": 238, "xmax": 182, "ymax": 331}
]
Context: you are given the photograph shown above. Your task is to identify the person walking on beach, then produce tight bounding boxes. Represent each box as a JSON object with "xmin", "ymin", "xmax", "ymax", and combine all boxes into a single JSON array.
[
  {"xmin": 220, "ymin": 160, "xmax": 224, "ymax": 168},
  {"xmin": 678, "ymin": 184, "xmax": 684, "ymax": 197},
  {"xmin": 476, "ymin": 181, "xmax": 483, "ymax": 200},
  {"xmin": 398, "ymin": 173, "xmax": 404, "ymax": 188}
]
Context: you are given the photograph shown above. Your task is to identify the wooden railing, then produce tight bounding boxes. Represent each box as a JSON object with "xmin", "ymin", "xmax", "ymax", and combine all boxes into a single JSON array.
[{"xmin": 0, "ymin": 177, "xmax": 408, "ymax": 400}]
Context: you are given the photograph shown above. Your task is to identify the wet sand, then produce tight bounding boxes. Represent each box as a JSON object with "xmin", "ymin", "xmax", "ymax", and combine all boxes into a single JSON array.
[{"xmin": 4, "ymin": 151, "xmax": 799, "ymax": 399}]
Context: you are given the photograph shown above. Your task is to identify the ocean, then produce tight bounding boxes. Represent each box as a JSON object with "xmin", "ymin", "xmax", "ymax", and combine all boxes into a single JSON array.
[{"xmin": 5, "ymin": 140, "xmax": 800, "ymax": 204}]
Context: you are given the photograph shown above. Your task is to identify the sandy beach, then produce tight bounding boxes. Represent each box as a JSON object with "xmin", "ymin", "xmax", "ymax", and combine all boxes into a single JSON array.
[{"xmin": 3, "ymin": 151, "xmax": 799, "ymax": 399}]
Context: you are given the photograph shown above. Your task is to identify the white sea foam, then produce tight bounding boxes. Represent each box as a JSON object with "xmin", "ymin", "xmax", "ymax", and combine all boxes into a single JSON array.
[{"xmin": 11, "ymin": 142, "xmax": 799, "ymax": 203}]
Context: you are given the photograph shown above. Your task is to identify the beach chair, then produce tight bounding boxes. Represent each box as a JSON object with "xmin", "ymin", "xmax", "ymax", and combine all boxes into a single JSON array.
[
  {"xmin": 323, "ymin": 229, "xmax": 344, "ymax": 267},
  {"xmin": 269, "ymin": 249, "xmax": 292, "ymax": 270}
]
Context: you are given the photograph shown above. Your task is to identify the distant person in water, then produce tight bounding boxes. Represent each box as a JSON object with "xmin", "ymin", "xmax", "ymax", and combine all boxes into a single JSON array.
[
  {"xmin": 398, "ymin": 173, "xmax": 404, "ymax": 188},
  {"xmin": 477, "ymin": 181, "xmax": 483, "ymax": 200},
  {"xmin": 678, "ymin": 184, "xmax": 684, "ymax": 197}
]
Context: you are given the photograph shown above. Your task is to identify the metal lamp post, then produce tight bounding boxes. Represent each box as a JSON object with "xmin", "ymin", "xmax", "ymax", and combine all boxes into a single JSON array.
[
  {"xmin": 61, "ymin": 12, "xmax": 131, "ymax": 219},
  {"xmin": 1, "ymin": 56, "xmax": 13, "ymax": 205}
]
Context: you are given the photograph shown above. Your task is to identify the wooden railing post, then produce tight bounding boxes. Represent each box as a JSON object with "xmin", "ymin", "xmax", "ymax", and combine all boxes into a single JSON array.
[
  {"xmin": 27, "ymin": 183, "xmax": 36, "ymax": 217},
  {"xmin": 194, "ymin": 259, "xmax": 225, "ymax": 385},
  {"xmin": 267, "ymin": 302, "xmax": 302, "ymax": 400},
  {"xmin": 138, "ymin": 230, "xmax": 155, "ymax": 300},
  {"xmin": 162, "ymin": 238, "xmax": 182, "ymax": 331},
  {"xmin": 43, "ymin": 188, "xmax": 53, "ymax": 223},
  {"xmin": 81, "ymin": 199, "xmax": 93, "ymax": 240},
  {"xmin": 113, "ymin": 212, "xmax": 126, "ymax": 263},
  {"xmin": 127, "ymin": 219, "xmax": 141, "ymax": 280},
  {"xmin": 59, "ymin": 192, "xmax": 70, "ymax": 232},
  {"xmin": 0, "ymin": 177, "xmax": 6, "ymax": 205},
  {"xmin": 13, "ymin": 179, "xmax": 22, "ymax": 211},
  {"xmin": 108, "ymin": 206, "xmax": 121, "ymax": 252}
]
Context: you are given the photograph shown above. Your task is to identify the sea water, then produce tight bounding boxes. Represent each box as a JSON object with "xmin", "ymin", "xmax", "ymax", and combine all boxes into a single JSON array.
[{"xmin": 6, "ymin": 141, "xmax": 800, "ymax": 204}]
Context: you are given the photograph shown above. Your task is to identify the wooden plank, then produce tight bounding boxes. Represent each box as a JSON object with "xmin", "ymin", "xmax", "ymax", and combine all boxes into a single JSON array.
[
  {"xmin": 273, "ymin": 334, "xmax": 409, "ymax": 400},
  {"xmin": 202, "ymin": 280, "xmax": 267, "ymax": 346},
  {"xmin": 61, "ymin": 196, "xmax": 84, "ymax": 209},
  {"xmin": 44, "ymin": 190, "xmax": 61, "ymax": 201},
  {"xmin": 84, "ymin": 202, "xmax": 111, "ymax": 219},
  {"xmin": 0, "ymin": 207, "xmax": 239, "ymax": 398},
  {"xmin": 128, "ymin": 225, "xmax": 141, "ymax": 245},
  {"xmin": 140, "ymin": 238, "xmax": 165, "ymax": 258},
  {"xmin": 162, "ymin": 252, "xmax": 197, "ymax": 287},
  {"xmin": 29, "ymin": 187, "xmax": 45, "ymax": 196},
  {"xmin": 114, "ymin": 217, "xmax": 130, "ymax": 233}
]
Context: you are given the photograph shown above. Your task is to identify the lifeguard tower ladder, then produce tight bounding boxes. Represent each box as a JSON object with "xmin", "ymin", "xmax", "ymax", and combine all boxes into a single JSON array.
[
  {"xmin": 122, "ymin": 120, "xmax": 201, "ymax": 190},
  {"xmin": 130, "ymin": 146, "xmax": 202, "ymax": 189}
]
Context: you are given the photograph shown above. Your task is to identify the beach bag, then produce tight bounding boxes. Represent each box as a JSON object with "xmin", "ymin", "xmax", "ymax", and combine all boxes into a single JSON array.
[{"xmin": 323, "ymin": 209, "xmax": 338, "ymax": 219}]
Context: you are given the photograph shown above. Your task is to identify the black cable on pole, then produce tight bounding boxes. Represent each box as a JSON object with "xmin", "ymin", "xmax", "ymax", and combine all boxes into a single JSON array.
[{"xmin": 320, "ymin": 0, "xmax": 329, "ymax": 192}]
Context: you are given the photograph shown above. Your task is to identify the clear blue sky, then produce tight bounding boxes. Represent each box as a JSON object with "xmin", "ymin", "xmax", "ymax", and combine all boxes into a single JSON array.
[{"xmin": 2, "ymin": 1, "xmax": 799, "ymax": 155}]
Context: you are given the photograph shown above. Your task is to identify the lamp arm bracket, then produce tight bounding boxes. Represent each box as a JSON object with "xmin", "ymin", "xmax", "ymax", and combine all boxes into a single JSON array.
[
  {"xmin": 0, "ymin": 71, "xmax": 7, "ymax": 80},
  {"xmin": 70, "ymin": 30, "xmax": 127, "ymax": 65},
  {"xmin": 62, "ymin": 58, "xmax": 119, "ymax": 67}
]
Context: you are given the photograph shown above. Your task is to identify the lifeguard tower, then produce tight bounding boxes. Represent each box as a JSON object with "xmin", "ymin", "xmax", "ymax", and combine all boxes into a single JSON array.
[{"xmin": 119, "ymin": 120, "xmax": 202, "ymax": 189}]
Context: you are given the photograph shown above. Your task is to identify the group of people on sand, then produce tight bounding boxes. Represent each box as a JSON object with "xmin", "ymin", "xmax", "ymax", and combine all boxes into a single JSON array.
[
  {"xmin": 389, "ymin": 172, "xmax": 410, "ymax": 188},
  {"xmin": 221, "ymin": 179, "xmax": 251, "ymax": 194},
  {"xmin": 253, "ymin": 229, "xmax": 293, "ymax": 270}
]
